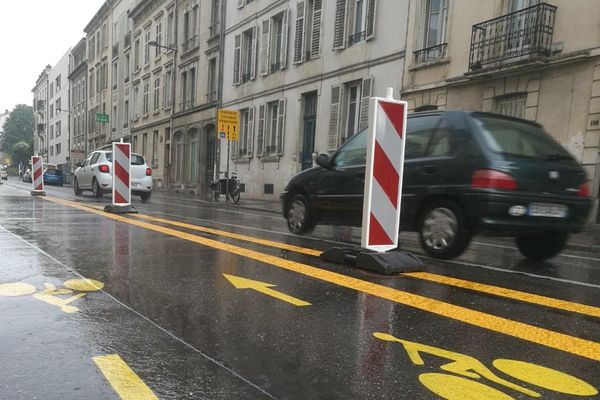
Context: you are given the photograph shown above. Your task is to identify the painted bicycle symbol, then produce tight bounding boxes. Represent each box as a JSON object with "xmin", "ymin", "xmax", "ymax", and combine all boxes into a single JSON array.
[
  {"xmin": 0, "ymin": 278, "xmax": 104, "ymax": 313},
  {"xmin": 374, "ymin": 332, "xmax": 598, "ymax": 399}
]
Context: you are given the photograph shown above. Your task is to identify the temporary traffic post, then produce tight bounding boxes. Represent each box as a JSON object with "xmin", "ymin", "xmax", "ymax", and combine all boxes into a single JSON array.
[
  {"xmin": 30, "ymin": 155, "xmax": 46, "ymax": 196},
  {"xmin": 320, "ymin": 88, "xmax": 423, "ymax": 274},
  {"xmin": 104, "ymin": 140, "xmax": 137, "ymax": 214}
]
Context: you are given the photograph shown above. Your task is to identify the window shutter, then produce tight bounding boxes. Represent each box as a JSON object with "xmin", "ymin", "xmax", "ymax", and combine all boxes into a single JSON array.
[
  {"xmin": 233, "ymin": 34, "xmax": 241, "ymax": 85},
  {"xmin": 333, "ymin": 0, "xmax": 348, "ymax": 50},
  {"xmin": 280, "ymin": 9, "xmax": 290, "ymax": 69},
  {"xmin": 311, "ymin": 0, "xmax": 322, "ymax": 59},
  {"xmin": 257, "ymin": 104, "xmax": 266, "ymax": 157},
  {"xmin": 293, "ymin": 1, "xmax": 306, "ymax": 64},
  {"xmin": 237, "ymin": 0, "xmax": 244, "ymax": 9},
  {"xmin": 247, "ymin": 106, "xmax": 255, "ymax": 157},
  {"xmin": 260, "ymin": 19, "xmax": 270, "ymax": 76},
  {"xmin": 358, "ymin": 76, "xmax": 373, "ymax": 130},
  {"xmin": 276, "ymin": 98, "xmax": 287, "ymax": 155},
  {"xmin": 250, "ymin": 26, "xmax": 258, "ymax": 80},
  {"xmin": 328, "ymin": 84, "xmax": 342, "ymax": 151},
  {"xmin": 366, "ymin": 0, "xmax": 377, "ymax": 40}
]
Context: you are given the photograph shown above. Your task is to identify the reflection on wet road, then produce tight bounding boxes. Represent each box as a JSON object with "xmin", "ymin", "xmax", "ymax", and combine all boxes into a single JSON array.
[{"xmin": 1, "ymin": 180, "xmax": 600, "ymax": 399}]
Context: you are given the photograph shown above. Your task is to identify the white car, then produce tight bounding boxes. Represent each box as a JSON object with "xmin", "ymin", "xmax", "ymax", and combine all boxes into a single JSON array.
[
  {"xmin": 73, "ymin": 150, "xmax": 153, "ymax": 201},
  {"xmin": 0, "ymin": 169, "xmax": 7, "ymax": 180}
]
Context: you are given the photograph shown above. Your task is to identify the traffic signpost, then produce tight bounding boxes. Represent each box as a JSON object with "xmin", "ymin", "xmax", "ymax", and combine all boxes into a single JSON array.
[
  {"xmin": 96, "ymin": 113, "xmax": 109, "ymax": 124},
  {"xmin": 104, "ymin": 140, "xmax": 137, "ymax": 214},
  {"xmin": 320, "ymin": 88, "xmax": 422, "ymax": 274},
  {"xmin": 217, "ymin": 109, "xmax": 240, "ymax": 202},
  {"xmin": 30, "ymin": 155, "xmax": 46, "ymax": 196}
]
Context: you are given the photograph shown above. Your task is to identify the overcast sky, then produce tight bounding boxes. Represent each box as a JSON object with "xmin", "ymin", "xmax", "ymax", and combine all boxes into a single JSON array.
[{"xmin": 0, "ymin": 0, "xmax": 106, "ymax": 113}]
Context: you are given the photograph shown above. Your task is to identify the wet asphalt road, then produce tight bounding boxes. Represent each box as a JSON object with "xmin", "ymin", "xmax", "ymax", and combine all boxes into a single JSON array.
[{"xmin": 1, "ymin": 178, "xmax": 600, "ymax": 400}]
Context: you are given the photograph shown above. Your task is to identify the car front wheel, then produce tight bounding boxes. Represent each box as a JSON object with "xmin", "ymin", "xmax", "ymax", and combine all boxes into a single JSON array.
[
  {"xmin": 286, "ymin": 194, "xmax": 314, "ymax": 234},
  {"xmin": 74, "ymin": 178, "xmax": 82, "ymax": 195},
  {"xmin": 140, "ymin": 192, "xmax": 151, "ymax": 202},
  {"xmin": 516, "ymin": 231, "xmax": 568, "ymax": 260},
  {"xmin": 418, "ymin": 200, "xmax": 471, "ymax": 260}
]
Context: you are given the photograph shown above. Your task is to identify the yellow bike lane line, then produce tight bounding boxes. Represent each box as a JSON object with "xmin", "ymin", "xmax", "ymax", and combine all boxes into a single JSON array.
[
  {"xmin": 129, "ymin": 210, "xmax": 600, "ymax": 320},
  {"xmin": 43, "ymin": 195, "xmax": 600, "ymax": 363}
]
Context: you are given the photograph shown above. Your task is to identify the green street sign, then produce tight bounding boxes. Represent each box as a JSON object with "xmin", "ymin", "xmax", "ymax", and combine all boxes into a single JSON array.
[{"xmin": 96, "ymin": 113, "xmax": 109, "ymax": 123}]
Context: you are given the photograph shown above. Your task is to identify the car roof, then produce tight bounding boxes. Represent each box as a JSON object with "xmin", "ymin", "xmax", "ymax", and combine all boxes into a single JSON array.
[
  {"xmin": 409, "ymin": 109, "xmax": 543, "ymax": 128},
  {"xmin": 90, "ymin": 149, "xmax": 144, "ymax": 157}
]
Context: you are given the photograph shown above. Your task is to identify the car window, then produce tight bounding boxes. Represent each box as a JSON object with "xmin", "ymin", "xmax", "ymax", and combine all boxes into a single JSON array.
[
  {"xmin": 82, "ymin": 154, "xmax": 93, "ymax": 167},
  {"xmin": 90, "ymin": 153, "xmax": 101, "ymax": 165},
  {"xmin": 106, "ymin": 153, "xmax": 145, "ymax": 165},
  {"xmin": 424, "ymin": 118, "xmax": 454, "ymax": 157},
  {"xmin": 405, "ymin": 115, "xmax": 440, "ymax": 159},
  {"xmin": 334, "ymin": 129, "xmax": 367, "ymax": 167},
  {"xmin": 473, "ymin": 115, "xmax": 572, "ymax": 160}
]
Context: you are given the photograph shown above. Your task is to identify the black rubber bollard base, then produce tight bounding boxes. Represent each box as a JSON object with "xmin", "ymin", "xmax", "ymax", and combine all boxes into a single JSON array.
[
  {"xmin": 30, "ymin": 191, "xmax": 46, "ymax": 196},
  {"xmin": 104, "ymin": 204, "xmax": 138, "ymax": 214},
  {"xmin": 320, "ymin": 246, "xmax": 424, "ymax": 275}
]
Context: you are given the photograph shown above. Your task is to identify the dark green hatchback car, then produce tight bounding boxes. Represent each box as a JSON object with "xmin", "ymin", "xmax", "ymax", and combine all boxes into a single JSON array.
[{"xmin": 281, "ymin": 111, "xmax": 592, "ymax": 260}]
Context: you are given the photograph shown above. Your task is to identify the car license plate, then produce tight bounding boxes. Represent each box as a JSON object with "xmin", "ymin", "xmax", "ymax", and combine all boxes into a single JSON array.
[{"xmin": 528, "ymin": 203, "xmax": 568, "ymax": 218}]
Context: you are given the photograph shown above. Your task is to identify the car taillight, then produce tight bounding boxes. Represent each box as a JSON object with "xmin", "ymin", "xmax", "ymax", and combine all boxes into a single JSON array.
[
  {"xmin": 98, "ymin": 164, "xmax": 110, "ymax": 173},
  {"xmin": 471, "ymin": 169, "xmax": 517, "ymax": 191},
  {"xmin": 146, "ymin": 168, "xmax": 152, "ymax": 176},
  {"xmin": 578, "ymin": 182, "xmax": 590, "ymax": 197}
]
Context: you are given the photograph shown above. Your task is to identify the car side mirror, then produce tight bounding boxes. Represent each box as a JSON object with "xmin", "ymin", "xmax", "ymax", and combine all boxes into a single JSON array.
[
  {"xmin": 75, "ymin": 162, "xmax": 82, "ymax": 167},
  {"xmin": 316, "ymin": 154, "xmax": 332, "ymax": 169}
]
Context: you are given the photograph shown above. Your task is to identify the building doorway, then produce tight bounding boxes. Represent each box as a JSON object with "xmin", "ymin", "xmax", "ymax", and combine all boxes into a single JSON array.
[{"xmin": 301, "ymin": 92, "xmax": 318, "ymax": 170}]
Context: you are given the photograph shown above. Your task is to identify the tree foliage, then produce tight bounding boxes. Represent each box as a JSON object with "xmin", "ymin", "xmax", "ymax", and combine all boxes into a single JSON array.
[{"xmin": 1, "ymin": 104, "xmax": 34, "ymax": 165}]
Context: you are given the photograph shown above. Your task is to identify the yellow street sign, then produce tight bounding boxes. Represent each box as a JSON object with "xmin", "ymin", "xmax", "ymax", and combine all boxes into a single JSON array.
[
  {"xmin": 217, "ymin": 109, "xmax": 240, "ymax": 141},
  {"xmin": 223, "ymin": 274, "xmax": 311, "ymax": 306}
]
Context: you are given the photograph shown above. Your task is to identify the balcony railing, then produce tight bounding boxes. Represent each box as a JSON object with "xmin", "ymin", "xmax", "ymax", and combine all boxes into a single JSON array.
[
  {"xmin": 180, "ymin": 99, "xmax": 196, "ymax": 111},
  {"xmin": 414, "ymin": 43, "xmax": 447, "ymax": 64},
  {"xmin": 182, "ymin": 35, "xmax": 198, "ymax": 53},
  {"xmin": 348, "ymin": 31, "xmax": 366, "ymax": 46},
  {"xmin": 469, "ymin": 3, "xmax": 556, "ymax": 71}
]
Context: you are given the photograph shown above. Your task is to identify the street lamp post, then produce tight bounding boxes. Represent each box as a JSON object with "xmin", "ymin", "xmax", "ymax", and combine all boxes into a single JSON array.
[{"xmin": 148, "ymin": 40, "xmax": 177, "ymax": 191}]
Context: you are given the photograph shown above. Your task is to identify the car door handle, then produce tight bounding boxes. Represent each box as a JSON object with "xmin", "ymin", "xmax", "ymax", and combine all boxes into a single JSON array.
[{"xmin": 422, "ymin": 165, "xmax": 437, "ymax": 174}]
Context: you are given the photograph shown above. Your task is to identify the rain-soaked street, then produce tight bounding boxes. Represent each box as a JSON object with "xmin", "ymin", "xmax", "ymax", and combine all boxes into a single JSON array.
[{"xmin": 1, "ymin": 178, "xmax": 600, "ymax": 399}]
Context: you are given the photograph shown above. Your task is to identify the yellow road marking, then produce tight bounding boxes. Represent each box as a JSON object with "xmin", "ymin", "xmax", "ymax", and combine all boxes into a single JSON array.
[
  {"xmin": 405, "ymin": 272, "xmax": 600, "ymax": 319},
  {"xmin": 223, "ymin": 273, "xmax": 311, "ymax": 306},
  {"xmin": 131, "ymin": 209, "xmax": 600, "ymax": 321},
  {"xmin": 43, "ymin": 196, "xmax": 600, "ymax": 362},
  {"xmin": 129, "ymin": 212, "xmax": 322, "ymax": 257},
  {"xmin": 93, "ymin": 354, "xmax": 158, "ymax": 400}
]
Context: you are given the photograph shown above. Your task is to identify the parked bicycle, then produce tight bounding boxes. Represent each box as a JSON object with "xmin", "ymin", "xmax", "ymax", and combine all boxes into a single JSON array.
[{"xmin": 210, "ymin": 171, "xmax": 241, "ymax": 203}]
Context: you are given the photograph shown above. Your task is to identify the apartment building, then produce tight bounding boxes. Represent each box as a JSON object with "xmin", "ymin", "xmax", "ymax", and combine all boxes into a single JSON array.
[
  {"xmin": 129, "ymin": 0, "xmax": 175, "ymax": 190},
  {"xmin": 84, "ymin": 2, "xmax": 113, "ymax": 151},
  {"xmin": 69, "ymin": 39, "xmax": 88, "ymax": 167},
  {"xmin": 169, "ymin": 0, "xmax": 221, "ymax": 194},
  {"xmin": 0, "ymin": 110, "xmax": 10, "ymax": 166},
  {"xmin": 402, "ymin": 0, "xmax": 600, "ymax": 219},
  {"xmin": 32, "ymin": 66, "xmax": 51, "ymax": 161},
  {"xmin": 221, "ymin": 0, "xmax": 407, "ymax": 199},
  {"xmin": 47, "ymin": 50, "xmax": 71, "ymax": 174}
]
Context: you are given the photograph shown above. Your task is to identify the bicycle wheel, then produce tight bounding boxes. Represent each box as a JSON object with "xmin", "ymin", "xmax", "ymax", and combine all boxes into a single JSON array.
[{"xmin": 230, "ymin": 186, "xmax": 241, "ymax": 203}]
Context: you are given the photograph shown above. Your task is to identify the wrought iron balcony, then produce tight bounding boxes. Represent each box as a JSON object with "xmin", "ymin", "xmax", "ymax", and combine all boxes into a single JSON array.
[
  {"xmin": 414, "ymin": 43, "xmax": 447, "ymax": 64},
  {"xmin": 469, "ymin": 2, "xmax": 556, "ymax": 71}
]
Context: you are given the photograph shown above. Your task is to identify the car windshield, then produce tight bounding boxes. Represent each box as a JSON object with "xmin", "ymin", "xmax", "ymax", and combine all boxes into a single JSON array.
[
  {"xmin": 106, "ymin": 153, "xmax": 145, "ymax": 165},
  {"xmin": 473, "ymin": 115, "xmax": 573, "ymax": 161}
]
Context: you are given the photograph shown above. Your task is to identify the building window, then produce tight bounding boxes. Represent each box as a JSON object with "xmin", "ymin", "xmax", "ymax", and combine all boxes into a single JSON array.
[
  {"xmin": 333, "ymin": 0, "xmax": 376, "ymax": 49},
  {"xmin": 164, "ymin": 68, "xmax": 172, "ymax": 108},
  {"xmin": 143, "ymin": 82, "xmax": 149, "ymax": 114},
  {"xmin": 112, "ymin": 105, "xmax": 117, "ymax": 131},
  {"xmin": 152, "ymin": 130, "xmax": 159, "ymax": 168},
  {"xmin": 328, "ymin": 78, "xmax": 372, "ymax": 150},
  {"xmin": 49, "ymin": 124, "xmax": 54, "ymax": 140},
  {"xmin": 210, "ymin": 0, "xmax": 221, "ymax": 37},
  {"xmin": 267, "ymin": 101, "xmax": 279, "ymax": 154},
  {"xmin": 154, "ymin": 77, "xmax": 161, "ymax": 111},
  {"xmin": 181, "ymin": 68, "xmax": 196, "ymax": 110},
  {"xmin": 124, "ymin": 54, "xmax": 130, "ymax": 82},
  {"xmin": 50, "ymin": 104, "xmax": 54, "ymax": 117},
  {"xmin": 55, "ymin": 99, "xmax": 61, "ymax": 115},
  {"xmin": 133, "ymin": 86, "xmax": 139, "ymax": 119},
  {"xmin": 133, "ymin": 135, "xmax": 138, "ymax": 153},
  {"xmin": 56, "ymin": 143, "xmax": 61, "ymax": 155},
  {"xmin": 495, "ymin": 93, "xmax": 527, "ymax": 119},
  {"xmin": 207, "ymin": 58, "xmax": 217, "ymax": 102},
  {"xmin": 144, "ymin": 28, "xmax": 152, "ymax": 65},
  {"xmin": 89, "ymin": 37, "xmax": 96, "ymax": 61},
  {"xmin": 182, "ymin": 5, "xmax": 199, "ymax": 52},
  {"xmin": 416, "ymin": 0, "xmax": 448, "ymax": 62},
  {"xmin": 124, "ymin": 100, "xmax": 129, "ymax": 128},
  {"xmin": 134, "ymin": 37, "xmax": 141, "ymax": 69},
  {"xmin": 56, "ymin": 121, "xmax": 61, "ymax": 137},
  {"xmin": 167, "ymin": 10, "xmax": 174, "ymax": 46},
  {"xmin": 345, "ymin": 82, "xmax": 361, "ymax": 141},
  {"xmin": 155, "ymin": 20, "xmax": 162, "ymax": 57},
  {"xmin": 256, "ymin": 99, "xmax": 286, "ymax": 157},
  {"xmin": 270, "ymin": 13, "xmax": 286, "ymax": 73},
  {"xmin": 242, "ymin": 28, "xmax": 255, "ymax": 83},
  {"xmin": 55, "ymin": 75, "xmax": 61, "ymax": 92},
  {"xmin": 237, "ymin": 108, "xmax": 251, "ymax": 158},
  {"xmin": 293, "ymin": 0, "xmax": 322, "ymax": 64},
  {"xmin": 112, "ymin": 61, "xmax": 118, "ymax": 89},
  {"xmin": 142, "ymin": 132, "xmax": 148, "ymax": 159}
]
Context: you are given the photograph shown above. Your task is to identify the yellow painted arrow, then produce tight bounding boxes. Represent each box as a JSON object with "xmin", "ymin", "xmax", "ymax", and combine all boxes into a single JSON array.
[{"xmin": 223, "ymin": 274, "xmax": 311, "ymax": 307}]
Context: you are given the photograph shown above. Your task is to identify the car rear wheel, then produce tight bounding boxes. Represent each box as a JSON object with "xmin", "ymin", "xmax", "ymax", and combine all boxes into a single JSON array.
[
  {"xmin": 140, "ymin": 192, "xmax": 151, "ymax": 202},
  {"xmin": 418, "ymin": 200, "xmax": 471, "ymax": 259},
  {"xmin": 92, "ymin": 178, "xmax": 102, "ymax": 199},
  {"xmin": 516, "ymin": 231, "xmax": 568, "ymax": 260},
  {"xmin": 286, "ymin": 194, "xmax": 314, "ymax": 234},
  {"xmin": 73, "ymin": 178, "xmax": 82, "ymax": 196}
]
